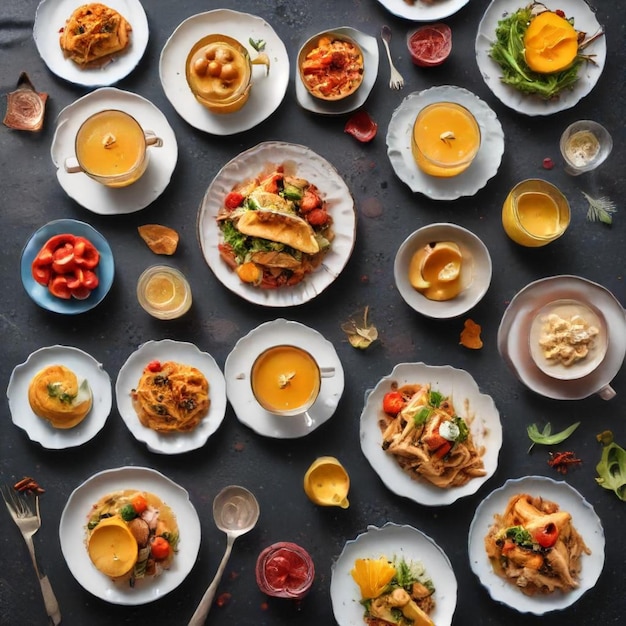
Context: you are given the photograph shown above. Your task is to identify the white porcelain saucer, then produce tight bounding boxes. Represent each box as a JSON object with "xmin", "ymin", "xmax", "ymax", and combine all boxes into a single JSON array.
[
  {"xmin": 224, "ymin": 319, "xmax": 344, "ymax": 438},
  {"xmin": 34, "ymin": 0, "xmax": 149, "ymax": 87},
  {"xmin": 115, "ymin": 340, "xmax": 227, "ymax": 454},
  {"xmin": 7, "ymin": 345, "xmax": 112, "ymax": 449},
  {"xmin": 295, "ymin": 27, "xmax": 379, "ymax": 116},
  {"xmin": 376, "ymin": 0, "xmax": 470, "ymax": 21},
  {"xmin": 476, "ymin": 0, "xmax": 606, "ymax": 116},
  {"xmin": 159, "ymin": 9, "xmax": 289, "ymax": 135},
  {"xmin": 497, "ymin": 276, "xmax": 626, "ymax": 400},
  {"xmin": 386, "ymin": 86, "xmax": 504, "ymax": 200},
  {"xmin": 50, "ymin": 88, "xmax": 178, "ymax": 215}
]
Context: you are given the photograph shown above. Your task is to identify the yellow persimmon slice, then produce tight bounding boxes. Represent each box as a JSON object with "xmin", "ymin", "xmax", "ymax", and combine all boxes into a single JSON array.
[{"xmin": 350, "ymin": 557, "xmax": 396, "ymax": 599}]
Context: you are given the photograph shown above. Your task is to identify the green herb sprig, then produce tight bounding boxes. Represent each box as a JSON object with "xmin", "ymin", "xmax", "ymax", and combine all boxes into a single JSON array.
[
  {"xmin": 527, "ymin": 421, "xmax": 580, "ymax": 452},
  {"xmin": 595, "ymin": 430, "xmax": 626, "ymax": 501},
  {"xmin": 583, "ymin": 191, "xmax": 617, "ymax": 224}
]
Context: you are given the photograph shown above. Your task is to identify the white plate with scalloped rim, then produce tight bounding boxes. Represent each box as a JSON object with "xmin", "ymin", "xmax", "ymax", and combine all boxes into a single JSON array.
[
  {"xmin": 386, "ymin": 86, "xmax": 504, "ymax": 200},
  {"xmin": 115, "ymin": 340, "xmax": 227, "ymax": 454},
  {"xmin": 360, "ymin": 362, "xmax": 502, "ymax": 506},
  {"xmin": 469, "ymin": 475, "xmax": 605, "ymax": 614},
  {"xmin": 224, "ymin": 319, "xmax": 344, "ymax": 439},
  {"xmin": 476, "ymin": 0, "xmax": 606, "ymax": 115},
  {"xmin": 7, "ymin": 345, "xmax": 112, "ymax": 449},
  {"xmin": 198, "ymin": 141, "xmax": 356, "ymax": 307},
  {"xmin": 159, "ymin": 9, "xmax": 289, "ymax": 135},
  {"xmin": 60, "ymin": 466, "xmax": 201, "ymax": 605},
  {"xmin": 50, "ymin": 88, "xmax": 178, "ymax": 215},
  {"xmin": 33, "ymin": 0, "xmax": 149, "ymax": 87},
  {"xmin": 331, "ymin": 523, "xmax": 457, "ymax": 625},
  {"xmin": 376, "ymin": 0, "xmax": 470, "ymax": 21},
  {"xmin": 295, "ymin": 26, "xmax": 379, "ymax": 116}
]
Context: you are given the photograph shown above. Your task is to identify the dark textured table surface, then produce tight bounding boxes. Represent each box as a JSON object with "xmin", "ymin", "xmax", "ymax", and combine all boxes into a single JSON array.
[{"xmin": 1, "ymin": 1, "xmax": 624, "ymax": 625}]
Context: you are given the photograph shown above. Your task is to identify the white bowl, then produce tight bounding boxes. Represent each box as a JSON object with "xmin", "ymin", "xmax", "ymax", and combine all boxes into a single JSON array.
[{"xmin": 394, "ymin": 223, "xmax": 492, "ymax": 319}]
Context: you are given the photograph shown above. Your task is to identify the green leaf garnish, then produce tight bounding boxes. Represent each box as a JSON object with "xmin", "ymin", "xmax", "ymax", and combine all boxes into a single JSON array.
[
  {"xmin": 249, "ymin": 38, "xmax": 266, "ymax": 52},
  {"xmin": 527, "ymin": 421, "xmax": 581, "ymax": 453},
  {"xmin": 595, "ymin": 430, "xmax": 626, "ymax": 501},
  {"xmin": 582, "ymin": 191, "xmax": 617, "ymax": 224}
]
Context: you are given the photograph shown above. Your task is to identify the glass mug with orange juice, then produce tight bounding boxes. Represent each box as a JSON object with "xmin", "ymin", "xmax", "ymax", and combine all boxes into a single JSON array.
[
  {"xmin": 502, "ymin": 179, "xmax": 571, "ymax": 247},
  {"xmin": 250, "ymin": 345, "xmax": 335, "ymax": 418},
  {"xmin": 412, "ymin": 101, "xmax": 481, "ymax": 177},
  {"xmin": 65, "ymin": 109, "xmax": 163, "ymax": 188}
]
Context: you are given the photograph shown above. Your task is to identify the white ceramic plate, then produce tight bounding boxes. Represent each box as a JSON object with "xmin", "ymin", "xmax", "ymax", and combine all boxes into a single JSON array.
[
  {"xmin": 21, "ymin": 219, "xmax": 114, "ymax": 314},
  {"xmin": 7, "ymin": 345, "xmax": 112, "ymax": 449},
  {"xmin": 360, "ymin": 362, "xmax": 502, "ymax": 506},
  {"xmin": 50, "ymin": 88, "xmax": 178, "ymax": 215},
  {"xmin": 159, "ymin": 9, "xmax": 289, "ymax": 135},
  {"xmin": 33, "ymin": 0, "xmax": 148, "ymax": 87},
  {"xmin": 115, "ymin": 340, "xmax": 227, "ymax": 454},
  {"xmin": 331, "ymin": 523, "xmax": 457, "ymax": 625},
  {"xmin": 469, "ymin": 476, "xmax": 605, "ymax": 614},
  {"xmin": 224, "ymin": 319, "xmax": 344, "ymax": 439},
  {"xmin": 476, "ymin": 0, "xmax": 606, "ymax": 115},
  {"xmin": 394, "ymin": 223, "xmax": 492, "ymax": 319},
  {"xmin": 295, "ymin": 27, "xmax": 379, "ymax": 116},
  {"xmin": 59, "ymin": 466, "xmax": 201, "ymax": 605},
  {"xmin": 198, "ymin": 141, "xmax": 356, "ymax": 307},
  {"xmin": 497, "ymin": 275, "xmax": 626, "ymax": 400},
  {"xmin": 375, "ymin": 0, "xmax": 470, "ymax": 21},
  {"xmin": 386, "ymin": 86, "xmax": 504, "ymax": 200}
]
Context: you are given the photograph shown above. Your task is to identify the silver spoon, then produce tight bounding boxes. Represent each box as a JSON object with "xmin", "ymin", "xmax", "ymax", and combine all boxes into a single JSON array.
[
  {"xmin": 381, "ymin": 25, "xmax": 405, "ymax": 90},
  {"xmin": 188, "ymin": 485, "xmax": 260, "ymax": 626}
]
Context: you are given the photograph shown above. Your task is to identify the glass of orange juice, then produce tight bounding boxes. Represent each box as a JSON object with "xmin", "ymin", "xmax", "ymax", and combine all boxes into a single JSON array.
[
  {"xmin": 411, "ymin": 101, "xmax": 481, "ymax": 177},
  {"xmin": 136, "ymin": 265, "xmax": 192, "ymax": 319},
  {"xmin": 502, "ymin": 179, "xmax": 570, "ymax": 247},
  {"xmin": 65, "ymin": 110, "xmax": 162, "ymax": 188},
  {"xmin": 250, "ymin": 345, "xmax": 334, "ymax": 417}
]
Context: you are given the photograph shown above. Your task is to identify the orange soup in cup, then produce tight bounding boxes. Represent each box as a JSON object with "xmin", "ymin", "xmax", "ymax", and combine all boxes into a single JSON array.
[{"xmin": 251, "ymin": 346, "xmax": 321, "ymax": 416}]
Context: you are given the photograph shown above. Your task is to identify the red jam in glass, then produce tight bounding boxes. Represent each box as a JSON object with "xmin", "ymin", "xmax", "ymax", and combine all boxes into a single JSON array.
[{"xmin": 255, "ymin": 542, "xmax": 315, "ymax": 599}]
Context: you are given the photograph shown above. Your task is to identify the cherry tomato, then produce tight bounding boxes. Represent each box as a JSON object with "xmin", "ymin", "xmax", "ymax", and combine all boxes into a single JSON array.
[
  {"xmin": 306, "ymin": 208, "xmax": 330, "ymax": 226},
  {"xmin": 150, "ymin": 536, "xmax": 171, "ymax": 560},
  {"xmin": 533, "ymin": 522, "xmax": 559, "ymax": 548},
  {"xmin": 147, "ymin": 360, "xmax": 162, "ymax": 373},
  {"xmin": 48, "ymin": 275, "xmax": 72, "ymax": 299},
  {"xmin": 132, "ymin": 494, "xmax": 148, "ymax": 514},
  {"xmin": 31, "ymin": 260, "xmax": 51, "ymax": 286},
  {"xmin": 73, "ymin": 237, "xmax": 100, "ymax": 269},
  {"xmin": 81, "ymin": 270, "xmax": 99, "ymax": 291},
  {"xmin": 407, "ymin": 23, "xmax": 452, "ymax": 67},
  {"xmin": 382, "ymin": 391, "xmax": 405, "ymax": 416},
  {"xmin": 225, "ymin": 192, "xmax": 245, "ymax": 210}
]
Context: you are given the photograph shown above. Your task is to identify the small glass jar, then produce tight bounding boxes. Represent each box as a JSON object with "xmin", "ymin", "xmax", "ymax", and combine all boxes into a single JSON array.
[
  {"xmin": 255, "ymin": 542, "xmax": 315, "ymax": 599},
  {"xmin": 501, "ymin": 179, "xmax": 570, "ymax": 247},
  {"xmin": 136, "ymin": 265, "xmax": 192, "ymax": 320},
  {"xmin": 559, "ymin": 120, "xmax": 613, "ymax": 176}
]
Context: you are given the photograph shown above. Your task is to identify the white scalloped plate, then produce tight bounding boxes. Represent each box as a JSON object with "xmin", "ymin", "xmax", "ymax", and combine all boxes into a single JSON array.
[
  {"xmin": 386, "ymin": 86, "xmax": 504, "ymax": 200},
  {"xmin": 476, "ymin": 0, "xmax": 606, "ymax": 115},
  {"xmin": 224, "ymin": 319, "xmax": 344, "ymax": 439},
  {"xmin": 50, "ymin": 88, "xmax": 178, "ymax": 215},
  {"xmin": 295, "ymin": 27, "xmax": 379, "ymax": 116},
  {"xmin": 198, "ymin": 141, "xmax": 356, "ymax": 307},
  {"xmin": 115, "ymin": 340, "xmax": 227, "ymax": 454},
  {"xmin": 7, "ymin": 345, "xmax": 112, "ymax": 449},
  {"xmin": 159, "ymin": 9, "xmax": 289, "ymax": 135},
  {"xmin": 394, "ymin": 222, "xmax": 492, "ymax": 319},
  {"xmin": 375, "ymin": 0, "xmax": 470, "ymax": 21},
  {"xmin": 33, "ymin": 0, "xmax": 149, "ymax": 87},
  {"xmin": 60, "ymin": 466, "xmax": 201, "ymax": 605},
  {"xmin": 331, "ymin": 523, "xmax": 457, "ymax": 625},
  {"xmin": 469, "ymin": 476, "xmax": 605, "ymax": 614},
  {"xmin": 360, "ymin": 362, "xmax": 502, "ymax": 506},
  {"xmin": 497, "ymin": 275, "xmax": 626, "ymax": 400}
]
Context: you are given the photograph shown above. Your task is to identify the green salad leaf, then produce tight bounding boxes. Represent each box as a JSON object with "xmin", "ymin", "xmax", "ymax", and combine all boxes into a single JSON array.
[
  {"xmin": 489, "ymin": 5, "xmax": 584, "ymax": 99},
  {"xmin": 595, "ymin": 431, "xmax": 626, "ymax": 501},
  {"xmin": 527, "ymin": 421, "xmax": 580, "ymax": 452}
]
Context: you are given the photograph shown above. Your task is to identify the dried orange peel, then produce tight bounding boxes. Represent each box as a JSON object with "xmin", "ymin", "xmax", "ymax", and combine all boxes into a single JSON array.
[
  {"xmin": 138, "ymin": 224, "xmax": 179, "ymax": 255},
  {"xmin": 460, "ymin": 318, "xmax": 483, "ymax": 349}
]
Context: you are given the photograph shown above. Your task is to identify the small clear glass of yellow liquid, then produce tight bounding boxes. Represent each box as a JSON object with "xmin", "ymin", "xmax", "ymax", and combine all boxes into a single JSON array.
[
  {"xmin": 411, "ymin": 101, "xmax": 481, "ymax": 177},
  {"xmin": 65, "ymin": 109, "xmax": 162, "ymax": 188},
  {"xmin": 136, "ymin": 265, "xmax": 192, "ymax": 319},
  {"xmin": 502, "ymin": 179, "xmax": 571, "ymax": 247}
]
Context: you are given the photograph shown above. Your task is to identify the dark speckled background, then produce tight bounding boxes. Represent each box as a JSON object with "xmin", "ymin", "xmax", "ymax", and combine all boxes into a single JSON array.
[{"xmin": 0, "ymin": 1, "xmax": 624, "ymax": 625}]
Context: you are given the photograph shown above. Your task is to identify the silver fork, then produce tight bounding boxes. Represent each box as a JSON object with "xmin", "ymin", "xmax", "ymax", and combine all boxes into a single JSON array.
[
  {"xmin": 381, "ymin": 25, "xmax": 405, "ymax": 90},
  {"xmin": 2, "ymin": 486, "xmax": 61, "ymax": 625}
]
